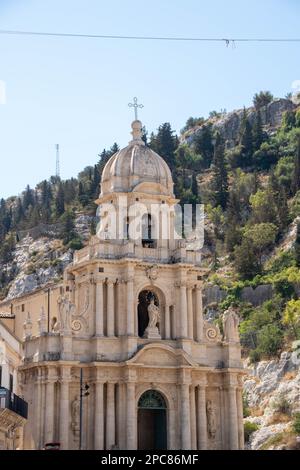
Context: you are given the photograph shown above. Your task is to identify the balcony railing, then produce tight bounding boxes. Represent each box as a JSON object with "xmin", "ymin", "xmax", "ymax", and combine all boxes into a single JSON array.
[
  {"xmin": 73, "ymin": 240, "xmax": 201, "ymax": 266},
  {"xmin": 0, "ymin": 387, "xmax": 28, "ymax": 419}
]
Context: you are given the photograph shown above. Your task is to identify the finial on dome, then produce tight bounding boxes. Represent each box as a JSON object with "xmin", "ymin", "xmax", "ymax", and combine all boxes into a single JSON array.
[
  {"xmin": 130, "ymin": 120, "xmax": 144, "ymax": 145},
  {"xmin": 128, "ymin": 97, "xmax": 145, "ymax": 145}
]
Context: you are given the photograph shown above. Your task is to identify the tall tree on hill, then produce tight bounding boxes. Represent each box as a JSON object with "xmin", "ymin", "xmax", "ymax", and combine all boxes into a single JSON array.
[
  {"xmin": 252, "ymin": 109, "xmax": 264, "ymax": 151},
  {"xmin": 253, "ymin": 91, "xmax": 273, "ymax": 110},
  {"xmin": 295, "ymin": 222, "xmax": 300, "ymax": 268},
  {"xmin": 55, "ymin": 183, "xmax": 65, "ymax": 217},
  {"xmin": 23, "ymin": 185, "xmax": 35, "ymax": 211},
  {"xmin": 225, "ymin": 190, "xmax": 242, "ymax": 252},
  {"xmin": 193, "ymin": 124, "xmax": 214, "ymax": 168},
  {"xmin": 40, "ymin": 180, "xmax": 53, "ymax": 222},
  {"xmin": 211, "ymin": 132, "xmax": 228, "ymax": 210},
  {"xmin": 292, "ymin": 135, "xmax": 300, "ymax": 195},
  {"xmin": 149, "ymin": 123, "xmax": 178, "ymax": 172},
  {"xmin": 239, "ymin": 108, "xmax": 253, "ymax": 167}
]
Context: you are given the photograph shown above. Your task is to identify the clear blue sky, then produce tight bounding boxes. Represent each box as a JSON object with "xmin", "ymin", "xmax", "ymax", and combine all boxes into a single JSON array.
[{"xmin": 0, "ymin": 0, "xmax": 299, "ymax": 198}]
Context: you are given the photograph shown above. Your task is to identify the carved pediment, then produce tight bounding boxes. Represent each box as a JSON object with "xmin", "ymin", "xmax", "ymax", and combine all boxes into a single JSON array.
[{"xmin": 126, "ymin": 343, "xmax": 197, "ymax": 368}]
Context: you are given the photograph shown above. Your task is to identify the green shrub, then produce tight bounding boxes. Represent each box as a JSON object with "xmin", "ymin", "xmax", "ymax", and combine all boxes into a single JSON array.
[
  {"xmin": 257, "ymin": 323, "xmax": 283, "ymax": 357},
  {"xmin": 68, "ymin": 237, "xmax": 83, "ymax": 251},
  {"xmin": 249, "ymin": 349, "xmax": 261, "ymax": 363},
  {"xmin": 271, "ymin": 393, "xmax": 292, "ymax": 415},
  {"xmin": 292, "ymin": 412, "xmax": 300, "ymax": 434},
  {"xmin": 244, "ymin": 421, "xmax": 259, "ymax": 443},
  {"xmin": 243, "ymin": 394, "xmax": 251, "ymax": 418},
  {"xmin": 25, "ymin": 263, "xmax": 36, "ymax": 275}
]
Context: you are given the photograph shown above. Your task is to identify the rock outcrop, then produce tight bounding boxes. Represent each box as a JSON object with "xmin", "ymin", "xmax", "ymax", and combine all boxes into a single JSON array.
[
  {"xmin": 244, "ymin": 352, "xmax": 300, "ymax": 450},
  {"xmin": 183, "ymin": 99, "xmax": 296, "ymax": 148},
  {"xmin": 2, "ymin": 236, "xmax": 73, "ymax": 300}
]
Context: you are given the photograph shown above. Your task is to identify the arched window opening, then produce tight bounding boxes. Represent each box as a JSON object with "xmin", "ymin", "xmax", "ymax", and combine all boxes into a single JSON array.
[{"xmin": 142, "ymin": 213, "xmax": 156, "ymax": 248}]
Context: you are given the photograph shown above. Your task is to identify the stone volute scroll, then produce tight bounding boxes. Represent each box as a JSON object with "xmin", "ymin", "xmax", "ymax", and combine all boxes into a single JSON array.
[
  {"xmin": 143, "ymin": 297, "xmax": 161, "ymax": 339},
  {"xmin": 222, "ymin": 306, "xmax": 240, "ymax": 343}
]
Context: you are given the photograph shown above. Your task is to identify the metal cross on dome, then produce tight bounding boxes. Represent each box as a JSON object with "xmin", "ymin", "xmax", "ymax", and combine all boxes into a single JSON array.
[{"xmin": 128, "ymin": 97, "xmax": 144, "ymax": 121}]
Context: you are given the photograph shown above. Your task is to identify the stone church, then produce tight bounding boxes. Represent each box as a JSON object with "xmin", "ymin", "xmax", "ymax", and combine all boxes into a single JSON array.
[{"xmin": 18, "ymin": 118, "xmax": 244, "ymax": 450}]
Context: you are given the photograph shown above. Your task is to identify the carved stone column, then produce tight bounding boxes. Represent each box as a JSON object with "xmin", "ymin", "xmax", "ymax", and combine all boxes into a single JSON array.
[
  {"xmin": 190, "ymin": 385, "xmax": 197, "ymax": 449},
  {"xmin": 179, "ymin": 282, "xmax": 188, "ymax": 338},
  {"xmin": 126, "ymin": 382, "xmax": 137, "ymax": 449},
  {"xmin": 126, "ymin": 276, "xmax": 135, "ymax": 336},
  {"xmin": 180, "ymin": 383, "xmax": 191, "ymax": 449},
  {"xmin": 197, "ymin": 384, "xmax": 207, "ymax": 450},
  {"xmin": 236, "ymin": 386, "xmax": 244, "ymax": 449},
  {"xmin": 187, "ymin": 285, "xmax": 194, "ymax": 340},
  {"xmin": 94, "ymin": 381, "xmax": 104, "ymax": 449},
  {"xmin": 44, "ymin": 370, "xmax": 56, "ymax": 444},
  {"xmin": 59, "ymin": 367, "xmax": 71, "ymax": 449},
  {"xmin": 228, "ymin": 386, "xmax": 239, "ymax": 450},
  {"xmin": 164, "ymin": 303, "xmax": 170, "ymax": 339},
  {"xmin": 35, "ymin": 369, "xmax": 42, "ymax": 449},
  {"xmin": 107, "ymin": 280, "xmax": 115, "ymax": 337},
  {"xmin": 195, "ymin": 285, "xmax": 204, "ymax": 341},
  {"xmin": 106, "ymin": 382, "xmax": 115, "ymax": 449},
  {"xmin": 95, "ymin": 280, "xmax": 104, "ymax": 336}
]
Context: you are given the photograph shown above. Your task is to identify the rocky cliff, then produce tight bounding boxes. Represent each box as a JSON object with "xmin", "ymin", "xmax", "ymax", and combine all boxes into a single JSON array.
[
  {"xmin": 244, "ymin": 352, "xmax": 300, "ymax": 450},
  {"xmin": 183, "ymin": 98, "xmax": 296, "ymax": 148},
  {"xmin": 0, "ymin": 214, "xmax": 93, "ymax": 301}
]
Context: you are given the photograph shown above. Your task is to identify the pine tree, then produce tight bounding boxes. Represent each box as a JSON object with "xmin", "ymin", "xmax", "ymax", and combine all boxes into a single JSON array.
[
  {"xmin": 295, "ymin": 222, "xmax": 300, "ymax": 267},
  {"xmin": 193, "ymin": 124, "xmax": 214, "ymax": 168},
  {"xmin": 55, "ymin": 183, "xmax": 65, "ymax": 217},
  {"xmin": 240, "ymin": 108, "xmax": 253, "ymax": 166},
  {"xmin": 92, "ymin": 165, "xmax": 101, "ymax": 197},
  {"xmin": 292, "ymin": 135, "xmax": 300, "ymax": 195},
  {"xmin": 23, "ymin": 185, "xmax": 35, "ymax": 211},
  {"xmin": 149, "ymin": 123, "xmax": 178, "ymax": 171},
  {"xmin": 252, "ymin": 109, "xmax": 264, "ymax": 151},
  {"xmin": 40, "ymin": 180, "xmax": 52, "ymax": 222},
  {"xmin": 225, "ymin": 190, "xmax": 242, "ymax": 252},
  {"xmin": 211, "ymin": 133, "xmax": 228, "ymax": 209},
  {"xmin": 61, "ymin": 210, "xmax": 76, "ymax": 245}
]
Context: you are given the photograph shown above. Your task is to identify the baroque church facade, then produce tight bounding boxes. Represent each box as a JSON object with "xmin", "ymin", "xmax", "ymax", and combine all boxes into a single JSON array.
[{"xmin": 18, "ymin": 119, "xmax": 244, "ymax": 450}]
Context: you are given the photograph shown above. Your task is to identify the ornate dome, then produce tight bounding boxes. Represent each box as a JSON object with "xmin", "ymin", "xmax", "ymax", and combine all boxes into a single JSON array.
[{"xmin": 100, "ymin": 120, "xmax": 174, "ymax": 197}]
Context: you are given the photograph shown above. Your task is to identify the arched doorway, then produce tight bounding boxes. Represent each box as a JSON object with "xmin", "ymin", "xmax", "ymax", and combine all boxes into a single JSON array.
[
  {"xmin": 138, "ymin": 290, "xmax": 159, "ymax": 338},
  {"xmin": 138, "ymin": 390, "xmax": 167, "ymax": 450}
]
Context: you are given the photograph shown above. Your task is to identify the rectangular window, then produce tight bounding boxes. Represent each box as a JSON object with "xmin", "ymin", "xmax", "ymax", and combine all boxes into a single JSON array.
[
  {"xmin": 66, "ymin": 286, "xmax": 70, "ymax": 292},
  {"xmin": 99, "ymin": 267, "xmax": 104, "ymax": 273},
  {"xmin": 21, "ymin": 304, "xmax": 25, "ymax": 312}
]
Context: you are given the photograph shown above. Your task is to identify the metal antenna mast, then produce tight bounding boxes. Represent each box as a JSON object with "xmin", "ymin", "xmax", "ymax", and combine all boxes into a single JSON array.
[{"xmin": 55, "ymin": 144, "xmax": 60, "ymax": 178}]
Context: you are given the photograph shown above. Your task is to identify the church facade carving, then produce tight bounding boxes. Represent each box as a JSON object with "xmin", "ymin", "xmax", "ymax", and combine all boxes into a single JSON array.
[{"xmin": 16, "ymin": 118, "xmax": 244, "ymax": 450}]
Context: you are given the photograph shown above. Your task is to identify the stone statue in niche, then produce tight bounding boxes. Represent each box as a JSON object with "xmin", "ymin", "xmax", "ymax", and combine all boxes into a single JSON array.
[
  {"xmin": 57, "ymin": 295, "xmax": 76, "ymax": 333},
  {"xmin": 71, "ymin": 396, "xmax": 80, "ymax": 436},
  {"xmin": 143, "ymin": 298, "xmax": 161, "ymax": 339},
  {"xmin": 206, "ymin": 399, "xmax": 217, "ymax": 439},
  {"xmin": 222, "ymin": 306, "xmax": 240, "ymax": 343}
]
